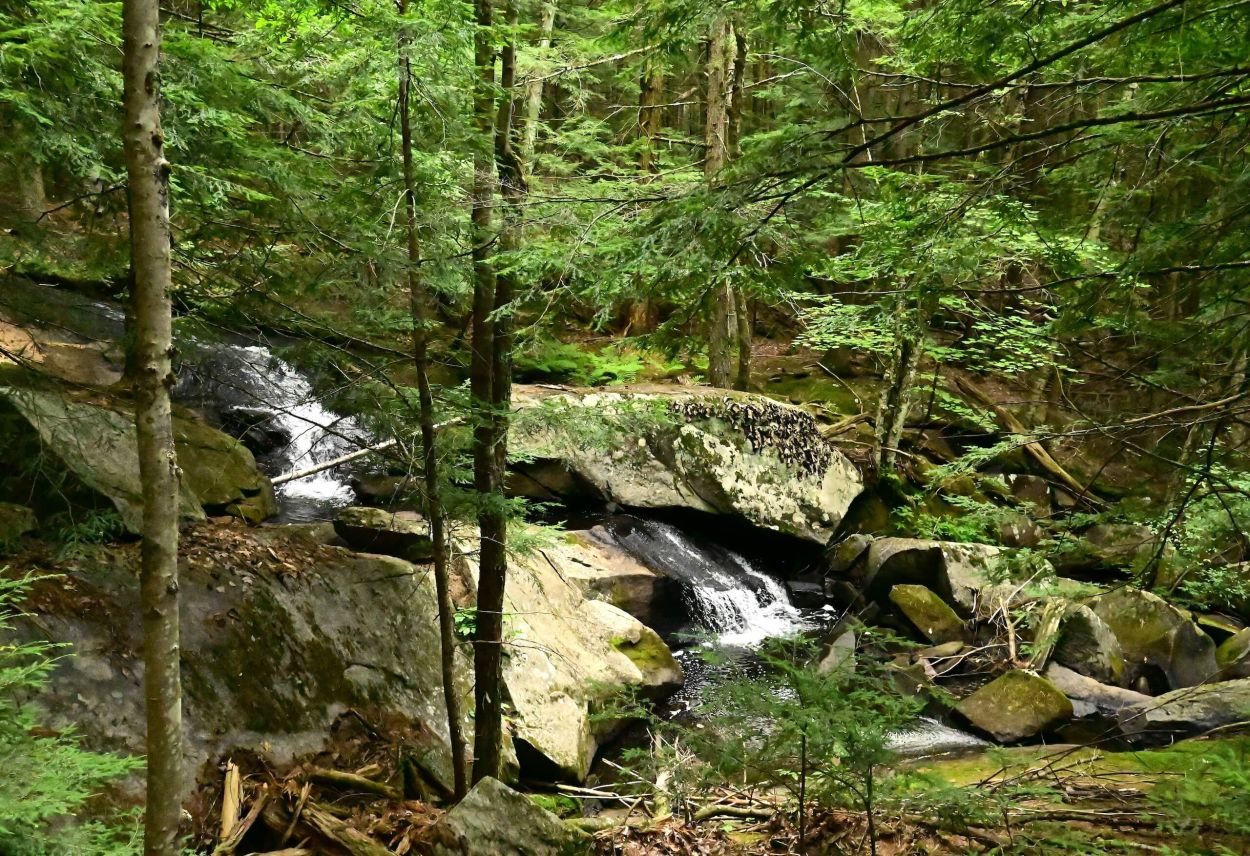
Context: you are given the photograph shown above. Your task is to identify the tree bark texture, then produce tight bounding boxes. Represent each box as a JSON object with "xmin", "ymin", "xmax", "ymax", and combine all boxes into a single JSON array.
[{"xmin": 121, "ymin": 0, "xmax": 183, "ymax": 851}]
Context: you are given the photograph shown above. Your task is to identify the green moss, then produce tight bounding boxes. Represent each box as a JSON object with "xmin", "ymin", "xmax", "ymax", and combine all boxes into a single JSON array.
[
  {"xmin": 528, "ymin": 793, "xmax": 580, "ymax": 818},
  {"xmin": 889, "ymin": 584, "xmax": 965, "ymax": 643}
]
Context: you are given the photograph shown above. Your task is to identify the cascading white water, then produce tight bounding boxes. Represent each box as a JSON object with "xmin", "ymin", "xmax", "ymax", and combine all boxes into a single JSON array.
[
  {"xmin": 174, "ymin": 340, "xmax": 368, "ymax": 520},
  {"xmin": 602, "ymin": 516, "xmax": 810, "ymax": 648}
]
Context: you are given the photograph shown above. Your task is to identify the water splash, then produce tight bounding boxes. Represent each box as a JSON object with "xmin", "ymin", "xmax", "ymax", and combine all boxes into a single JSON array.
[
  {"xmin": 175, "ymin": 341, "xmax": 368, "ymax": 520},
  {"xmin": 600, "ymin": 516, "xmax": 810, "ymax": 648}
]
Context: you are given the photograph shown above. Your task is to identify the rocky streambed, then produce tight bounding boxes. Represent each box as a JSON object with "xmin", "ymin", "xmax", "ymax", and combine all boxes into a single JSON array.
[{"xmin": 6, "ymin": 277, "xmax": 1250, "ymax": 852}]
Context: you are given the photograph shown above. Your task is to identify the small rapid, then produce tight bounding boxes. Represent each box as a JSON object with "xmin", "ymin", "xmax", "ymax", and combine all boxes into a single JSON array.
[
  {"xmin": 173, "ymin": 338, "xmax": 370, "ymax": 521},
  {"xmin": 592, "ymin": 515, "xmax": 810, "ymax": 649}
]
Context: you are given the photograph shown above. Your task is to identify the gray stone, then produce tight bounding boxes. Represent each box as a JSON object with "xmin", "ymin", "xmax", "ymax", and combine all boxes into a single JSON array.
[
  {"xmin": 510, "ymin": 386, "xmax": 863, "ymax": 543},
  {"xmin": 431, "ymin": 777, "xmax": 591, "ymax": 856},
  {"xmin": 453, "ymin": 524, "xmax": 683, "ymax": 781},
  {"xmin": 818, "ymin": 630, "xmax": 856, "ymax": 674},
  {"xmin": 333, "ymin": 506, "xmax": 434, "ymax": 560},
  {"xmin": 1053, "ymin": 604, "xmax": 1126, "ymax": 685},
  {"xmin": 1118, "ymin": 677, "xmax": 1250, "ymax": 739},
  {"xmin": 562, "ymin": 528, "xmax": 669, "ymax": 624},
  {"xmin": 1092, "ymin": 588, "xmax": 1217, "ymax": 690},
  {"xmin": 1044, "ymin": 664, "xmax": 1151, "ymax": 718},
  {"xmin": 826, "ymin": 533, "xmax": 873, "ymax": 575},
  {"xmin": 956, "ymin": 670, "xmax": 1074, "ymax": 743},
  {"xmin": 1009, "ymin": 474, "xmax": 1052, "ymax": 513}
]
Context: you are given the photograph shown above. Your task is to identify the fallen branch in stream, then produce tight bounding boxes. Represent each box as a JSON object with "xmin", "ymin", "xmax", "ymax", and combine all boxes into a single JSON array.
[{"xmin": 270, "ymin": 418, "xmax": 462, "ymax": 486}]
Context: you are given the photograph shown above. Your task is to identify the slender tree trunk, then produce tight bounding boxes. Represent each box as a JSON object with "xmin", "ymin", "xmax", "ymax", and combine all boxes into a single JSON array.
[
  {"xmin": 397, "ymin": 0, "xmax": 468, "ymax": 800},
  {"xmin": 469, "ymin": 0, "xmax": 520, "ymax": 785},
  {"xmin": 626, "ymin": 61, "xmax": 665, "ymax": 335},
  {"xmin": 122, "ymin": 1, "xmax": 183, "ymax": 852},
  {"xmin": 733, "ymin": 287, "xmax": 750, "ymax": 390},
  {"xmin": 519, "ymin": 1, "xmax": 556, "ymax": 169},
  {"xmin": 873, "ymin": 293, "xmax": 921, "ymax": 475},
  {"xmin": 704, "ymin": 15, "xmax": 737, "ymax": 389}
]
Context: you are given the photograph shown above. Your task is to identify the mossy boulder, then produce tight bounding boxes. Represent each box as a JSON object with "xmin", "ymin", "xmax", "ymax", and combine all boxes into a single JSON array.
[
  {"xmin": 0, "ymin": 385, "xmax": 276, "ymax": 530},
  {"xmin": 332, "ymin": 506, "xmax": 434, "ymax": 560},
  {"xmin": 1092, "ymin": 588, "xmax": 1217, "ymax": 690},
  {"xmin": 889, "ymin": 584, "xmax": 965, "ymax": 644},
  {"xmin": 956, "ymin": 670, "xmax": 1074, "ymax": 742},
  {"xmin": 431, "ymin": 776, "xmax": 592, "ymax": 856},
  {"xmin": 1217, "ymin": 629, "xmax": 1250, "ymax": 679},
  {"xmin": 510, "ymin": 386, "xmax": 863, "ymax": 543}
]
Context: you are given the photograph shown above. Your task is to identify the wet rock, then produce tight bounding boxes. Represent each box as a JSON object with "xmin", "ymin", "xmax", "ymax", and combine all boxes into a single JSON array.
[
  {"xmin": 333, "ymin": 506, "xmax": 434, "ymax": 561},
  {"xmin": 0, "ymin": 502, "xmax": 37, "ymax": 546},
  {"xmin": 1216, "ymin": 628, "xmax": 1250, "ymax": 679},
  {"xmin": 855, "ymin": 537, "xmax": 1012, "ymax": 617},
  {"xmin": 510, "ymin": 386, "xmax": 863, "ymax": 543},
  {"xmin": 785, "ymin": 577, "xmax": 826, "ymax": 608},
  {"xmin": 889, "ymin": 584, "xmax": 965, "ymax": 644},
  {"xmin": 351, "ymin": 473, "xmax": 418, "ymax": 507},
  {"xmin": 1053, "ymin": 604, "xmax": 1126, "ymax": 685},
  {"xmin": 956, "ymin": 671, "xmax": 1074, "ymax": 742},
  {"xmin": 1118, "ymin": 677, "xmax": 1250, "ymax": 739},
  {"xmin": 1044, "ymin": 664, "xmax": 1150, "ymax": 718},
  {"xmin": 431, "ymin": 777, "xmax": 592, "ymax": 856},
  {"xmin": 1092, "ymin": 588, "xmax": 1217, "ymax": 690}
]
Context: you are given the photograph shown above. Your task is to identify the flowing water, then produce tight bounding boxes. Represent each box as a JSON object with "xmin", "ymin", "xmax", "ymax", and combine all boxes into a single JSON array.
[{"xmin": 173, "ymin": 338, "xmax": 369, "ymax": 521}]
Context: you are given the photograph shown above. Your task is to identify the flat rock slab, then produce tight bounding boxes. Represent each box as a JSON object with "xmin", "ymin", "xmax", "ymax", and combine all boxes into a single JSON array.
[
  {"xmin": 1119, "ymin": 677, "xmax": 1250, "ymax": 739},
  {"xmin": 889, "ymin": 584, "xmax": 966, "ymax": 644}
]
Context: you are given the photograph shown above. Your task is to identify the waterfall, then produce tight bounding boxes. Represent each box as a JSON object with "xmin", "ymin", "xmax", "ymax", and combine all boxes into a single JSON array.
[
  {"xmin": 597, "ymin": 516, "xmax": 809, "ymax": 648},
  {"xmin": 174, "ymin": 340, "xmax": 369, "ymax": 520}
]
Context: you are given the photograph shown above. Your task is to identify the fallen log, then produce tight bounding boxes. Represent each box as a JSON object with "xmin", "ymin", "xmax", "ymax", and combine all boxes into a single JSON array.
[{"xmin": 262, "ymin": 800, "xmax": 392, "ymax": 856}]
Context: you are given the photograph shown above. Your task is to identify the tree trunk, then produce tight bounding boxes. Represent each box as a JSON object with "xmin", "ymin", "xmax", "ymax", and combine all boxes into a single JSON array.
[
  {"xmin": 470, "ymin": 0, "xmax": 520, "ymax": 785},
  {"xmin": 704, "ymin": 15, "xmax": 737, "ymax": 388},
  {"xmin": 734, "ymin": 287, "xmax": 751, "ymax": 390},
  {"xmin": 627, "ymin": 61, "xmax": 665, "ymax": 335},
  {"xmin": 519, "ymin": 1, "xmax": 556, "ymax": 169},
  {"xmin": 121, "ymin": 1, "xmax": 183, "ymax": 852},
  {"xmin": 397, "ymin": 0, "xmax": 468, "ymax": 800}
]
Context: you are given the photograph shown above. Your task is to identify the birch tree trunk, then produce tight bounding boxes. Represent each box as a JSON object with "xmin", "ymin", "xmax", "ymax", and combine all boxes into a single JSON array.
[
  {"xmin": 397, "ymin": 0, "xmax": 468, "ymax": 799},
  {"xmin": 121, "ymin": 0, "xmax": 183, "ymax": 851}
]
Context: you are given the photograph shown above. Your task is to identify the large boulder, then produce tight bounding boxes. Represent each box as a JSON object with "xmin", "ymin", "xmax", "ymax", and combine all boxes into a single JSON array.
[
  {"xmin": 5, "ymin": 525, "xmax": 474, "ymax": 797},
  {"xmin": 1056, "ymin": 523, "xmax": 1173, "ymax": 578},
  {"xmin": 431, "ymin": 777, "xmax": 591, "ymax": 856},
  {"xmin": 1118, "ymin": 678, "xmax": 1250, "ymax": 739},
  {"xmin": 849, "ymin": 537, "xmax": 1013, "ymax": 616},
  {"xmin": 453, "ymin": 525, "xmax": 683, "ymax": 781},
  {"xmin": 510, "ymin": 386, "xmax": 863, "ymax": 543},
  {"xmin": 0, "ymin": 385, "xmax": 276, "ymax": 529},
  {"xmin": 1091, "ymin": 588, "xmax": 1217, "ymax": 690},
  {"xmin": 956, "ymin": 670, "xmax": 1074, "ymax": 743}
]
